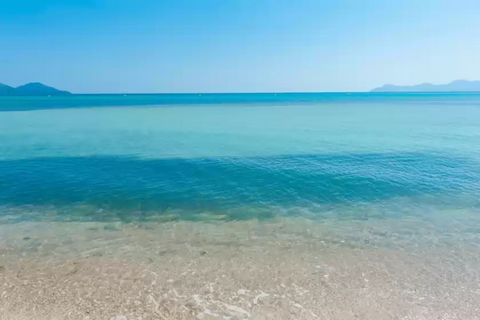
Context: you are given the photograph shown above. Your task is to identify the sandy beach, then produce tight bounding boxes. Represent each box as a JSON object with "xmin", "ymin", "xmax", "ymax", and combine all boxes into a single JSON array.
[{"xmin": 1, "ymin": 216, "xmax": 479, "ymax": 320}]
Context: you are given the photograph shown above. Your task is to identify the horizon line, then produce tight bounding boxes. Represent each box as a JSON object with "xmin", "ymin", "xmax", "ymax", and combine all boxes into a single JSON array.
[{"xmin": 3, "ymin": 91, "xmax": 480, "ymax": 96}]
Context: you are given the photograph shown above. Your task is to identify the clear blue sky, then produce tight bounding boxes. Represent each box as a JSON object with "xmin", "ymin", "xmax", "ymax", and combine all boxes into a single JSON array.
[{"xmin": 1, "ymin": 0, "xmax": 479, "ymax": 93}]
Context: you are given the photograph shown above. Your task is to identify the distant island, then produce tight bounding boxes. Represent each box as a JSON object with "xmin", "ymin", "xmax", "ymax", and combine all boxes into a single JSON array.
[
  {"xmin": 0, "ymin": 82, "xmax": 71, "ymax": 96},
  {"xmin": 372, "ymin": 80, "xmax": 480, "ymax": 92},
  {"xmin": 2, "ymin": 80, "xmax": 480, "ymax": 96}
]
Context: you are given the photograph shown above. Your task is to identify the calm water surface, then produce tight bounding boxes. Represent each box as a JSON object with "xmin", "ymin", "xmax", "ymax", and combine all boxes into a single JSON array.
[{"xmin": 0, "ymin": 93, "xmax": 479, "ymax": 225}]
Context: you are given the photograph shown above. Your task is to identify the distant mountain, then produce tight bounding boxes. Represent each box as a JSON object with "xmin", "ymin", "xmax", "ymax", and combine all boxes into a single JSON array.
[
  {"xmin": 371, "ymin": 80, "xmax": 480, "ymax": 92},
  {"xmin": 0, "ymin": 82, "xmax": 71, "ymax": 96},
  {"xmin": 0, "ymin": 83, "xmax": 16, "ymax": 95}
]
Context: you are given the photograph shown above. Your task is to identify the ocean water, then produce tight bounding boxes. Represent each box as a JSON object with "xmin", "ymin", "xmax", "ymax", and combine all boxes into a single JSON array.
[
  {"xmin": 0, "ymin": 93, "xmax": 479, "ymax": 223},
  {"xmin": 2, "ymin": 93, "xmax": 480, "ymax": 318}
]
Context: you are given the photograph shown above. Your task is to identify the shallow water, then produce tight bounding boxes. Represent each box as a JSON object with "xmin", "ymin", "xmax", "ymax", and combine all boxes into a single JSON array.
[{"xmin": 1, "ymin": 93, "xmax": 480, "ymax": 319}]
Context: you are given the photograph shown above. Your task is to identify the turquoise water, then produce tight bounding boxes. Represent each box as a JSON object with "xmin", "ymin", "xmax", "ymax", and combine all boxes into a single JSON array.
[{"xmin": 0, "ymin": 93, "xmax": 479, "ymax": 222}]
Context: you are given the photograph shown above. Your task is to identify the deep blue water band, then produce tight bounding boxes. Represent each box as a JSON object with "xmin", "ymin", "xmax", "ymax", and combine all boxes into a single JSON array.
[{"xmin": 1, "ymin": 153, "xmax": 479, "ymax": 221}]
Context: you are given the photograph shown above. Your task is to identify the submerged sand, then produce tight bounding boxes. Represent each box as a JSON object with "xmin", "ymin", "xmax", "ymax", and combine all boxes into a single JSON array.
[{"xmin": 1, "ymin": 216, "xmax": 480, "ymax": 320}]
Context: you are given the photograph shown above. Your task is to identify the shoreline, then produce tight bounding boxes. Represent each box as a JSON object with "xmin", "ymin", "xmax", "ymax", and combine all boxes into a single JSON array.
[{"xmin": 1, "ymin": 218, "xmax": 479, "ymax": 319}]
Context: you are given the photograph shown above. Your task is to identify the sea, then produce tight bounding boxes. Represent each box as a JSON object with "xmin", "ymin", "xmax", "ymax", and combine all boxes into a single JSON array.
[
  {"xmin": 1, "ymin": 92, "xmax": 480, "ymax": 318},
  {"xmin": 1, "ymin": 92, "xmax": 479, "ymax": 222}
]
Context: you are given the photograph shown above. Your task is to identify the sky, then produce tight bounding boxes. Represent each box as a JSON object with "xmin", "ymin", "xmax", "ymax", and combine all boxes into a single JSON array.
[{"xmin": 1, "ymin": 0, "xmax": 479, "ymax": 93}]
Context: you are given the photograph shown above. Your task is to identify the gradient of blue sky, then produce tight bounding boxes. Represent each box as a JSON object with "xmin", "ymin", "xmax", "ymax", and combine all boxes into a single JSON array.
[{"xmin": 1, "ymin": 0, "xmax": 479, "ymax": 93}]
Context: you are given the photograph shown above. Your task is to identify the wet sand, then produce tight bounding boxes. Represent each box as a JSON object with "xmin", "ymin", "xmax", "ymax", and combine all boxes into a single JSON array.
[{"xmin": 1, "ymin": 217, "xmax": 480, "ymax": 320}]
